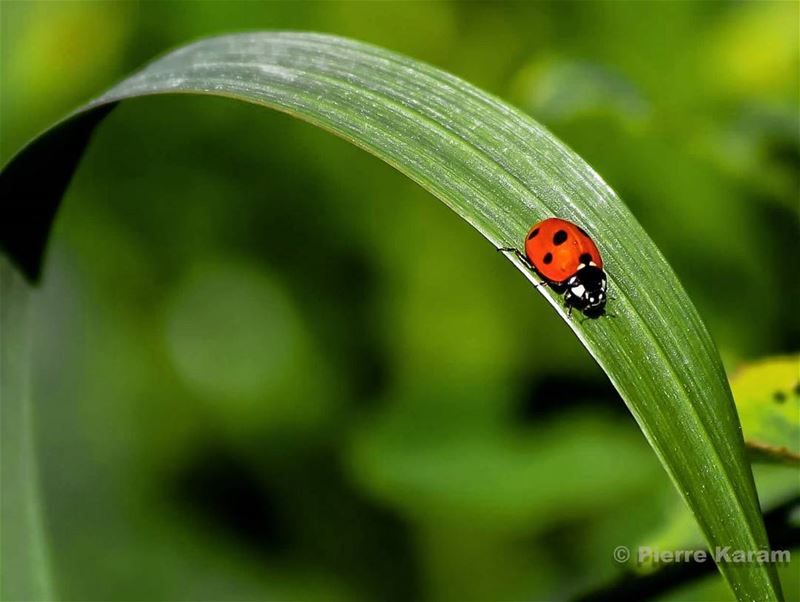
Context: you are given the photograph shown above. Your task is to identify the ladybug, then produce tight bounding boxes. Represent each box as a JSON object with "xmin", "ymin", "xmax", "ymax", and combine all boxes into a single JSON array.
[{"xmin": 501, "ymin": 217, "xmax": 608, "ymax": 318}]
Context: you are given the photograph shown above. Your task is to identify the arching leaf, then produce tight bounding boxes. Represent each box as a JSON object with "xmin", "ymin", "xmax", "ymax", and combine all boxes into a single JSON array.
[{"xmin": 0, "ymin": 32, "xmax": 781, "ymax": 601}]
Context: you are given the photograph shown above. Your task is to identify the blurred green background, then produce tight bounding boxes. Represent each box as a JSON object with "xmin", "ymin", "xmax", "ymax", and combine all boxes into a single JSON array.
[{"xmin": 1, "ymin": 1, "xmax": 798, "ymax": 600}]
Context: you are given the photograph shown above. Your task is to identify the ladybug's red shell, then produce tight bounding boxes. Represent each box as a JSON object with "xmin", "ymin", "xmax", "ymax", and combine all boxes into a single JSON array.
[{"xmin": 524, "ymin": 218, "xmax": 603, "ymax": 284}]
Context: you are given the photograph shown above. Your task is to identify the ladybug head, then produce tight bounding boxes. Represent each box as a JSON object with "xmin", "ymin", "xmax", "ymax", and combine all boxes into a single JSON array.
[{"xmin": 564, "ymin": 263, "xmax": 607, "ymax": 317}]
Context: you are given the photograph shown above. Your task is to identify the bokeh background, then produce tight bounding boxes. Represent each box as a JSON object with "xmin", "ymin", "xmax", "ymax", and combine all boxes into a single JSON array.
[{"xmin": 1, "ymin": 1, "xmax": 798, "ymax": 600}]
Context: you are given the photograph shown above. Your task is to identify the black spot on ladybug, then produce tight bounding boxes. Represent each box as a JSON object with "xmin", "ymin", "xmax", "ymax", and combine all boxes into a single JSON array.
[
  {"xmin": 580, "ymin": 253, "xmax": 593, "ymax": 264},
  {"xmin": 553, "ymin": 230, "xmax": 568, "ymax": 245},
  {"xmin": 577, "ymin": 226, "xmax": 590, "ymax": 237},
  {"xmin": 543, "ymin": 252, "xmax": 553, "ymax": 264},
  {"xmin": 528, "ymin": 228, "xmax": 540, "ymax": 240},
  {"xmin": 773, "ymin": 391, "xmax": 787, "ymax": 403}
]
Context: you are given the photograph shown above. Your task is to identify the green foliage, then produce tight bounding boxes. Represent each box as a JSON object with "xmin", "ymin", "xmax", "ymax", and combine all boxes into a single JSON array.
[
  {"xmin": 0, "ymin": 259, "xmax": 53, "ymax": 600},
  {"xmin": 732, "ymin": 355, "xmax": 800, "ymax": 465},
  {"xmin": 350, "ymin": 408, "xmax": 657, "ymax": 529},
  {"xmin": 1, "ymin": 3, "xmax": 797, "ymax": 601},
  {"xmin": 0, "ymin": 32, "xmax": 784, "ymax": 601}
]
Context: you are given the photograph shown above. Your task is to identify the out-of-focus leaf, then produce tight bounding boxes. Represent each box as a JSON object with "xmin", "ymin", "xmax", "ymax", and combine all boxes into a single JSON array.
[
  {"xmin": 349, "ymin": 408, "xmax": 657, "ymax": 530},
  {"xmin": 0, "ymin": 32, "xmax": 781, "ymax": 600},
  {"xmin": 731, "ymin": 355, "xmax": 799, "ymax": 465},
  {"xmin": 0, "ymin": 259, "xmax": 53, "ymax": 600},
  {"xmin": 510, "ymin": 58, "xmax": 650, "ymax": 126}
]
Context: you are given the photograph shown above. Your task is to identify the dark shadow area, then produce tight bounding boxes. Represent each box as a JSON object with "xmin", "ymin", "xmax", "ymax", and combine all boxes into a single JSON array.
[{"xmin": 170, "ymin": 443, "xmax": 420, "ymax": 602}]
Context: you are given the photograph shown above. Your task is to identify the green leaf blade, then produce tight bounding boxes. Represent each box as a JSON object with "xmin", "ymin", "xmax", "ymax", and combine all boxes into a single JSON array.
[
  {"xmin": 0, "ymin": 259, "xmax": 54, "ymax": 600},
  {"xmin": 0, "ymin": 32, "xmax": 781, "ymax": 601}
]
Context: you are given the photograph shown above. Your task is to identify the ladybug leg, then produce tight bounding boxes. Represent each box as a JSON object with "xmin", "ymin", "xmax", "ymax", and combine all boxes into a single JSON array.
[
  {"xmin": 567, "ymin": 306, "xmax": 573, "ymax": 320},
  {"xmin": 497, "ymin": 247, "xmax": 528, "ymax": 265},
  {"xmin": 497, "ymin": 248, "xmax": 548, "ymax": 288}
]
